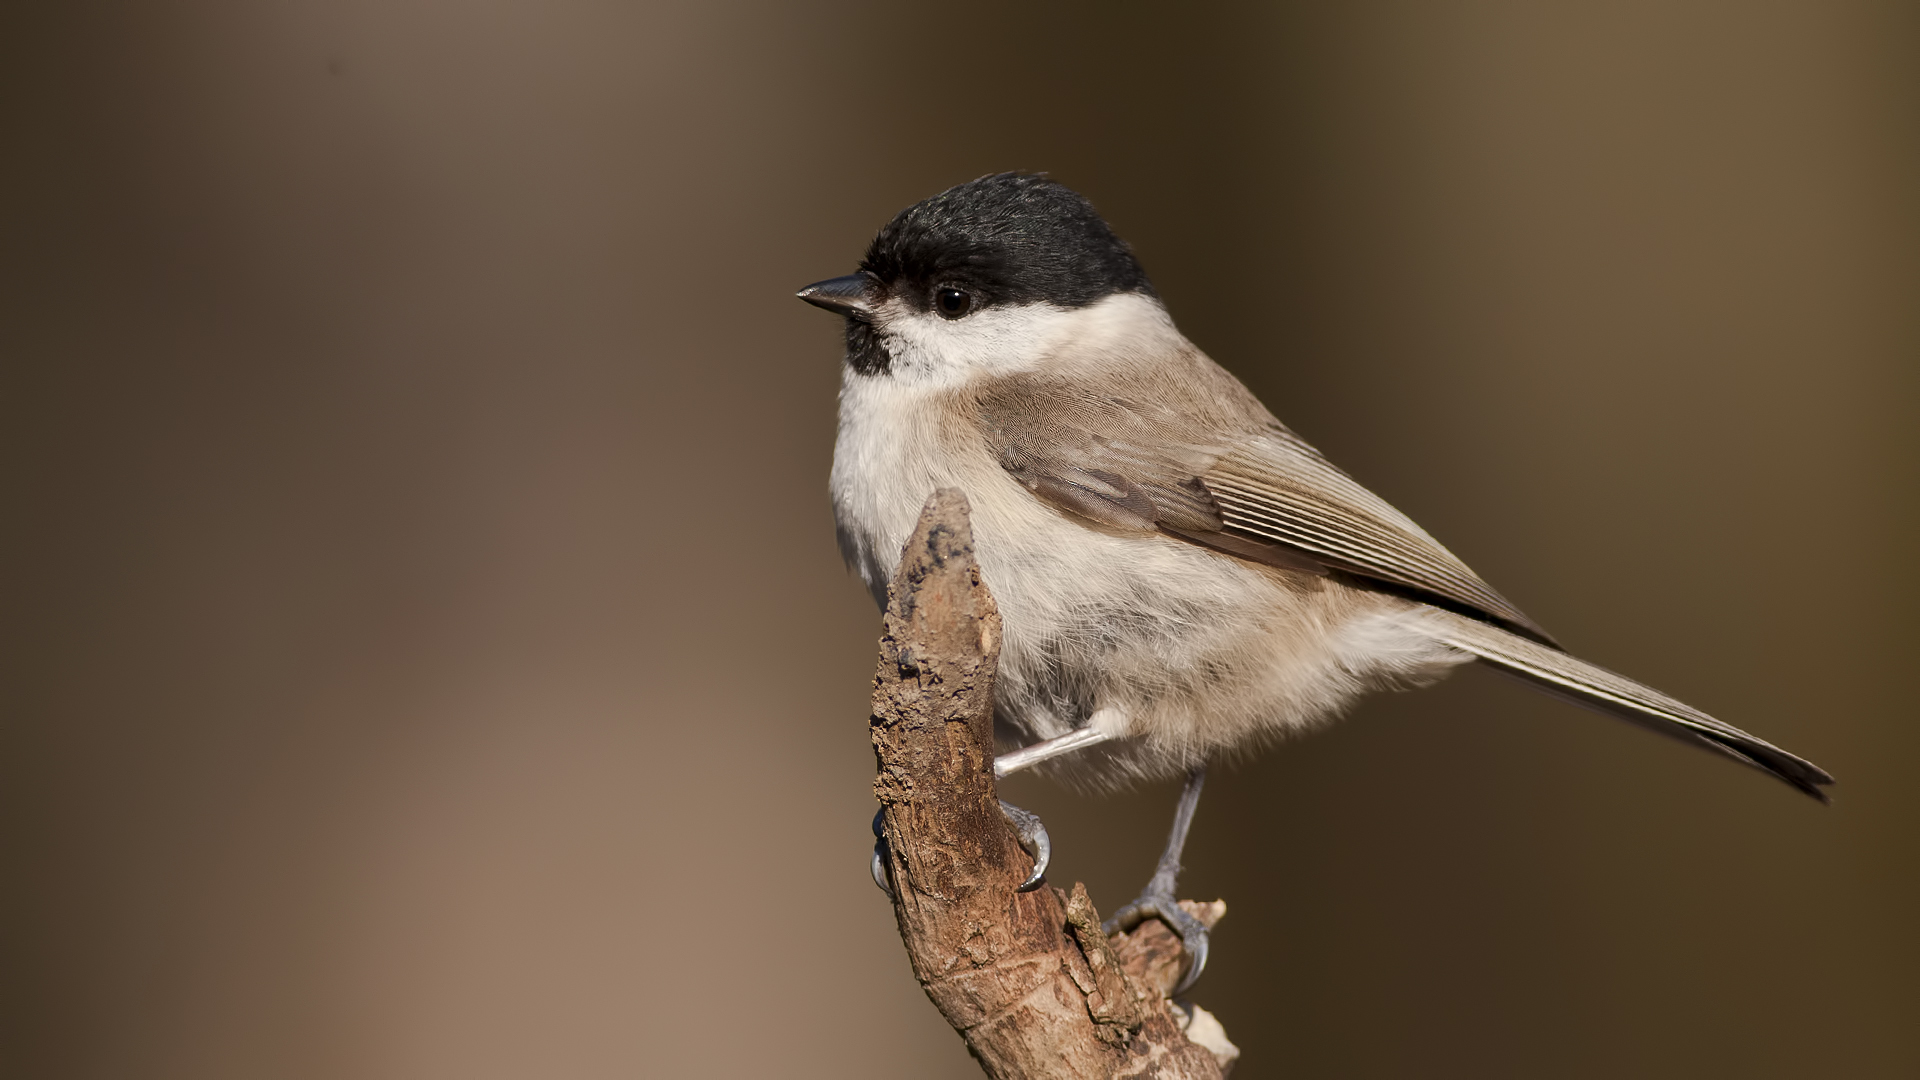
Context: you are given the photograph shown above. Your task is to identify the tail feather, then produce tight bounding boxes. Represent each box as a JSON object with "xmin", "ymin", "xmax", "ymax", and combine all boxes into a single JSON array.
[{"xmin": 1431, "ymin": 610, "xmax": 1835, "ymax": 802}]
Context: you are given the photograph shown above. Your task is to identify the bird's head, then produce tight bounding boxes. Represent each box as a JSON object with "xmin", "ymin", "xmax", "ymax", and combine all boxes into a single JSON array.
[{"xmin": 798, "ymin": 173, "xmax": 1163, "ymax": 385}]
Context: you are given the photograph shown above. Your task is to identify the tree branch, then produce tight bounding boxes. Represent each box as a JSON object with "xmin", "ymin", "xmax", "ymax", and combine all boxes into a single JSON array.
[{"xmin": 869, "ymin": 489, "xmax": 1238, "ymax": 1079}]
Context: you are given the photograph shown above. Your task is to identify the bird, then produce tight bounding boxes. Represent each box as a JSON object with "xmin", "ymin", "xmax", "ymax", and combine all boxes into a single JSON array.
[{"xmin": 798, "ymin": 172, "xmax": 1832, "ymax": 993}]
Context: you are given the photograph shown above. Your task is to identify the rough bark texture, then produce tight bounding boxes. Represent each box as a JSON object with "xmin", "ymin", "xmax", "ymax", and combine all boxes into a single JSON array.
[{"xmin": 870, "ymin": 489, "xmax": 1233, "ymax": 1079}]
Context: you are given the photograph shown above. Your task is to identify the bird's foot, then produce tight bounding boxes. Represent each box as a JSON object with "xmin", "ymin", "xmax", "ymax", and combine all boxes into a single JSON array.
[
  {"xmin": 870, "ymin": 800, "xmax": 1051, "ymax": 896},
  {"xmin": 1104, "ymin": 887, "xmax": 1211, "ymax": 995},
  {"xmin": 870, "ymin": 808, "xmax": 891, "ymax": 894},
  {"xmin": 997, "ymin": 800, "xmax": 1051, "ymax": 891}
]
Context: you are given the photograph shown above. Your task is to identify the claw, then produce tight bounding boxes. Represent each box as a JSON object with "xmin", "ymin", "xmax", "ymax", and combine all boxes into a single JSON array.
[
  {"xmin": 871, "ymin": 807, "xmax": 892, "ymax": 897},
  {"xmin": 1104, "ymin": 894, "xmax": 1211, "ymax": 995},
  {"xmin": 872, "ymin": 802, "xmax": 1050, "ymax": 896},
  {"xmin": 998, "ymin": 799, "xmax": 1050, "ymax": 891}
]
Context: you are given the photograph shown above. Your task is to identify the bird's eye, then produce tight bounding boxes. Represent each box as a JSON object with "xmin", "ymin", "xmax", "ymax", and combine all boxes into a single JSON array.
[{"xmin": 935, "ymin": 287, "xmax": 973, "ymax": 319}]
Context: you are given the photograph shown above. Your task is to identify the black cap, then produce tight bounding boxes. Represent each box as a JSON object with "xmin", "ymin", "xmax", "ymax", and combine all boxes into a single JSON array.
[{"xmin": 858, "ymin": 173, "xmax": 1154, "ymax": 313}]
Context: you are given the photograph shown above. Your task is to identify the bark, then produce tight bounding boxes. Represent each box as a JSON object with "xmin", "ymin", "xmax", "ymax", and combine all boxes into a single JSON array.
[{"xmin": 869, "ymin": 489, "xmax": 1236, "ymax": 1079}]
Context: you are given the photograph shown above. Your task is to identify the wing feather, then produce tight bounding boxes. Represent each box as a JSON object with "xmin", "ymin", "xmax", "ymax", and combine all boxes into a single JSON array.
[
  {"xmin": 978, "ymin": 365, "xmax": 1552, "ymax": 643},
  {"xmin": 1204, "ymin": 435, "xmax": 1550, "ymax": 641}
]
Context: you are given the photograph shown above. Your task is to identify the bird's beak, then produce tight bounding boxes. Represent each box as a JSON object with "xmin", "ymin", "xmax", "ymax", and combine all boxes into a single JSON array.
[{"xmin": 797, "ymin": 274, "xmax": 877, "ymax": 317}]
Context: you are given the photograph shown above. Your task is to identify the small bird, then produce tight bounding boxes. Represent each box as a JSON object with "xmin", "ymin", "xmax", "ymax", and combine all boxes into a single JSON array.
[{"xmin": 800, "ymin": 173, "xmax": 1831, "ymax": 992}]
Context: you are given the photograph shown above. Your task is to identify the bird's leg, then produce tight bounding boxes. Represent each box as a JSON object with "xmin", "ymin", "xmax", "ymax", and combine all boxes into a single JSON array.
[
  {"xmin": 993, "ymin": 725, "xmax": 1113, "ymax": 779},
  {"xmin": 1104, "ymin": 763, "xmax": 1211, "ymax": 995},
  {"xmin": 870, "ymin": 720, "xmax": 1117, "ymax": 897}
]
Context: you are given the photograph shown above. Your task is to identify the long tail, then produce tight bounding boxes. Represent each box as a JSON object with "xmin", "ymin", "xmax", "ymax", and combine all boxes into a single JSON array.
[{"xmin": 1430, "ymin": 609, "xmax": 1835, "ymax": 802}]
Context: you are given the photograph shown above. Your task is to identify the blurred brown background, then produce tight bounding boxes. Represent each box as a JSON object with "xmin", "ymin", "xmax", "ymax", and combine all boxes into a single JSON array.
[{"xmin": 4, "ymin": 2, "xmax": 1915, "ymax": 1077}]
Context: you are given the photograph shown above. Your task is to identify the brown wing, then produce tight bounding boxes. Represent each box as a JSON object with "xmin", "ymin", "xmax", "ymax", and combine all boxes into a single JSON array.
[{"xmin": 977, "ymin": 358, "xmax": 1556, "ymax": 645}]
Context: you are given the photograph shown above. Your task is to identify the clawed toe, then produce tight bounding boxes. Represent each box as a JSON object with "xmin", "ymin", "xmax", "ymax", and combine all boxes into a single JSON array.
[
  {"xmin": 1104, "ymin": 892, "xmax": 1211, "ymax": 995},
  {"xmin": 871, "ymin": 807, "xmax": 893, "ymax": 896},
  {"xmin": 870, "ymin": 802, "xmax": 1051, "ymax": 896},
  {"xmin": 998, "ymin": 800, "xmax": 1050, "ymax": 891}
]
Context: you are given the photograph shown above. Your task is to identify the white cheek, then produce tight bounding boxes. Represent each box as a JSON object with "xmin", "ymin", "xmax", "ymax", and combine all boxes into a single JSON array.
[
  {"xmin": 872, "ymin": 292, "xmax": 1180, "ymax": 389},
  {"xmin": 877, "ymin": 301, "xmax": 1075, "ymax": 387}
]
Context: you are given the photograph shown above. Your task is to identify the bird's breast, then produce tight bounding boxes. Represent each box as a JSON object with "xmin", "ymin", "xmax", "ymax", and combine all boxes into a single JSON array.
[{"xmin": 830, "ymin": 373, "xmax": 1005, "ymax": 605}]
